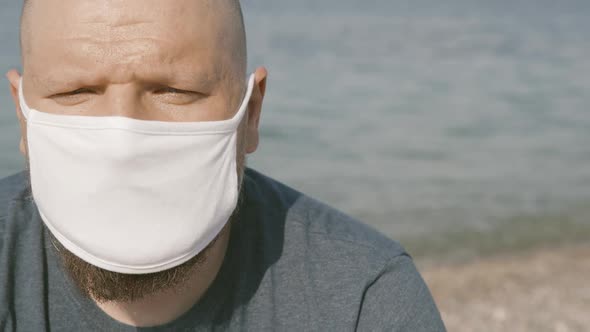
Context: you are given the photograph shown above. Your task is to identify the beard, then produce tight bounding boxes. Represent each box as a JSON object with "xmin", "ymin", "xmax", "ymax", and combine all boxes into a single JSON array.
[
  {"xmin": 48, "ymin": 208, "xmax": 240, "ymax": 304},
  {"xmin": 48, "ymin": 225, "xmax": 219, "ymax": 303},
  {"xmin": 29, "ymin": 127, "xmax": 249, "ymax": 304}
]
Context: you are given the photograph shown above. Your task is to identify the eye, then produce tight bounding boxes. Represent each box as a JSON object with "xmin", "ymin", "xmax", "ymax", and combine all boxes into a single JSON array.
[
  {"xmin": 152, "ymin": 86, "xmax": 205, "ymax": 105},
  {"xmin": 50, "ymin": 88, "xmax": 96, "ymax": 105},
  {"xmin": 154, "ymin": 87, "xmax": 195, "ymax": 95},
  {"xmin": 54, "ymin": 88, "xmax": 95, "ymax": 97}
]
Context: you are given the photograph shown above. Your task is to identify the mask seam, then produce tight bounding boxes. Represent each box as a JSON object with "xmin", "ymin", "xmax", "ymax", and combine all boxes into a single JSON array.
[{"xmin": 28, "ymin": 121, "xmax": 238, "ymax": 136}]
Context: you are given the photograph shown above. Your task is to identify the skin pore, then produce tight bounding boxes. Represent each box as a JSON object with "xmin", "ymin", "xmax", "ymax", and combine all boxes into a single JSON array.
[{"xmin": 6, "ymin": 0, "xmax": 267, "ymax": 327}]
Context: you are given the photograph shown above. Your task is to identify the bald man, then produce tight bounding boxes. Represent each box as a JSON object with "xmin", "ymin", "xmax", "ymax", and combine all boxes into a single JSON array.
[{"xmin": 0, "ymin": 0, "xmax": 445, "ymax": 331}]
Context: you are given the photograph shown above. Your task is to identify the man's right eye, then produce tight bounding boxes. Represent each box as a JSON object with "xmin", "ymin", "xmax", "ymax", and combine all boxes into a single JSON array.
[
  {"xmin": 50, "ymin": 88, "xmax": 96, "ymax": 106},
  {"xmin": 53, "ymin": 88, "xmax": 94, "ymax": 97}
]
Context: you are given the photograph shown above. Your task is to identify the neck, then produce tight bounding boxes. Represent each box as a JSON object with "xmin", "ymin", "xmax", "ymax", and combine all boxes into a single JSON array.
[{"xmin": 95, "ymin": 224, "xmax": 231, "ymax": 327}]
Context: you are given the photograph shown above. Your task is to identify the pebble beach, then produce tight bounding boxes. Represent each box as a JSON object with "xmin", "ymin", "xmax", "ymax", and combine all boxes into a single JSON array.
[{"xmin": 421, "ymin": 244, "xmax": 590, "ymax": 332}]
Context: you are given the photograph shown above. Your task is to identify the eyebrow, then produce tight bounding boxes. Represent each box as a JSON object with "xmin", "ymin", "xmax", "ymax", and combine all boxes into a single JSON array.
[{"xmin": 31, "ymin": 64, "xmax": 222, "ymax": 93}]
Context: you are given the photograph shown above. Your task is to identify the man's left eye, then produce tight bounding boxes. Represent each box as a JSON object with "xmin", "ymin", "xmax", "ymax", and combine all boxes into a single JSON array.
[
  {"xmin": 154, "ymin": 87, "xmax": 193, "ymax": 95},
  {"xmin": 151, "ymin": 87, "xmax": 205, "ymax": 105}
]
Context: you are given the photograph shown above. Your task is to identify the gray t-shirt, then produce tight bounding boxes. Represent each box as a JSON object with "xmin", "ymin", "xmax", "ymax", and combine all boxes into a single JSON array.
[{"xmin": 0, "ymin": 168, "xmax": 445, "ymax": 331}]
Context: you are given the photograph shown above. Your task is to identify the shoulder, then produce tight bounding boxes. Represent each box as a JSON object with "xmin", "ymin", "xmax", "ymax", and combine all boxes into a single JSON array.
[
  {"xmin": 0, "ymin": 171, "xmax": 30, "ymax": 221},
  {"xmin": 243, "ymin": 167, "xmax": 407, "ymax": 268},
  {"xmin": 241, "ymin": 169, "xmax": 446, "ymax": 329},
  {"xmin": 0, "ymin": 171, "xmax": 32, "ymax": 260},
  {"xmin": 296, "ymin": 194, "xmax": 405, "ymax": 257}
]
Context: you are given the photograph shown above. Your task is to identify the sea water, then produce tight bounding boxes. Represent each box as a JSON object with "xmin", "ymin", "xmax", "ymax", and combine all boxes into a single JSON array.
[{"xmin": 1, "ymin": 0, "xmax": 589, "ymax": 245}]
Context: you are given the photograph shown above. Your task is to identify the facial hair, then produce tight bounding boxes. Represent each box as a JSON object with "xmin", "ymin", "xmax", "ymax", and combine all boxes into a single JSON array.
[{"xmin": 48, "ymin": 226, "xmax": 218, "ymax": 303}]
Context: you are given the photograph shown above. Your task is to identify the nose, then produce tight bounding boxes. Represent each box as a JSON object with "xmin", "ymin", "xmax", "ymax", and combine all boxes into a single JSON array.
[{"xmin": 106, "ymin": 84, "xmax": 149, "ymax": 120}]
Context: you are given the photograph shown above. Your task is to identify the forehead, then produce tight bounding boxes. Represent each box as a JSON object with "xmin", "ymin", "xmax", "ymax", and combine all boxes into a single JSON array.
[{"xmin": 24, "ymin": 0, "xmax": 234, "ymax": 87}]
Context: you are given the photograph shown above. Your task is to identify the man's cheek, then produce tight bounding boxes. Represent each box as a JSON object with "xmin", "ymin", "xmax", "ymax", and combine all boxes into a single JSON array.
[
  {"xmin": 20, "ymin": 135, "xmax": 28, "ymax": 156},
  {"xmin": 18, "ymin": 117, "xmax": 28, "ymax": 156}
]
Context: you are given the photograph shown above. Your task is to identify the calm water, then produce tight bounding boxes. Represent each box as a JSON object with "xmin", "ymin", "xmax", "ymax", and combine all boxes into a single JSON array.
[{"xmin": 1, "ymin": 1, "xmax": 589, "ymax": 240}]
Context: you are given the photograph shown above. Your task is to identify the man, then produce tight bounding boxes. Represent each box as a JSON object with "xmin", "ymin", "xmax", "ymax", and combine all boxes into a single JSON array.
[{"xmin": 0, "ymin": 0, "xmax": 446, "ymax": 330}]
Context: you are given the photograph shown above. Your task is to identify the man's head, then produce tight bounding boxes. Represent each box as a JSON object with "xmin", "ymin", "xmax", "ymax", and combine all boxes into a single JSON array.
[{"xmin": 7, "ymin": 0, "xmax": 267, "ymax": 303}]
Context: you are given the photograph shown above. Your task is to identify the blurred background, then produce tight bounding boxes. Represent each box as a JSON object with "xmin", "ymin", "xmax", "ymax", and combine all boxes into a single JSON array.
[{"xmin": 1, "ymin": 0, "xmax": 589, "ymax": 330}]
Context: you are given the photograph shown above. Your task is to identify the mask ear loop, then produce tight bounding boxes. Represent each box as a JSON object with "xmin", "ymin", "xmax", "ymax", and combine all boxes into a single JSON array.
[
  {"xmin": 18, "ymin": 78, "xmax": 32, "ymax": 121},
  {"xmin": 225, "ymin": 73, "xmax": 256, "ymax": 129},
  {"xmin": 243, "ymin": 73, "xmax": 255, "ymax": 104},
  {"xmin": 238, "ymin": 73, "xmax": 255, "ymax": 118}
]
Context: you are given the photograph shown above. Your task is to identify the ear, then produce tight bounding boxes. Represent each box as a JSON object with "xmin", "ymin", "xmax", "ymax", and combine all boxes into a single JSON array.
[
  {"xmin": 5, "ymin": 69, "xmax": 27, "ymax": 156},
  {"xmin": 244, "ymin": 66, "xmax": 267, "ymax": 154}
]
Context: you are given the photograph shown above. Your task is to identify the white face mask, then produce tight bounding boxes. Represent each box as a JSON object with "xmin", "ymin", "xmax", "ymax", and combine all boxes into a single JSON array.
[{"xmin": 18, "ymin": 74, "xmax": 255, "ymax": 274}]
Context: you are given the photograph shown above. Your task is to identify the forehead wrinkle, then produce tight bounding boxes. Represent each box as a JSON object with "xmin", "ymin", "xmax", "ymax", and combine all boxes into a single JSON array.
[
  {"xmin": 54, "ymin": 20, "xmax": 176, "ymax": 45},
  {"xmin": 66, "ymin": 37, "xmax": 175, "ymax": 60},
  {"xmin": 78, "ymin": 16, "xmax": 153, "ymax": 28},
  {"xmin": 45, "ymin": 16, "xmax": 212, "ymax": 63},
  {"xmin": 30, "ymin": 37, "xmax": 222, "ymax": 91},
  {"xmin": 72, "ymin": 1, "xmax": 204, "ymax": 39}
]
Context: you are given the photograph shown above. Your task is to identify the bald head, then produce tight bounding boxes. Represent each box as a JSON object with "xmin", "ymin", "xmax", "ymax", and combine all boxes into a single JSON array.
[
  {"xmin": 16, "ymin": 0, "xmax": 252, "ymax": 125},
  {"xmin": 20, "ymin": 0, "xmax": 247, "ymax": 79}
]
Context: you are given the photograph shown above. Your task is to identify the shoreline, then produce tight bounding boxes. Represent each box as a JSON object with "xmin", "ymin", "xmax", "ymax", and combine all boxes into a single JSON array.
[
  {"xmin": 419, "ymin": 243, "xmax": 590, "ymax": 332},
  {"xmin": 399, "ymin": 204, "xmax": 590, "ymax": 265}
]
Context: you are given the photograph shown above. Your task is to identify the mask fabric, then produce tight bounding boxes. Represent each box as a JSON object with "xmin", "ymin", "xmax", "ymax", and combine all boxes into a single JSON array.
[{"xmin": 18, "ymin": 74, "xmax": 255, "ymax": 274}]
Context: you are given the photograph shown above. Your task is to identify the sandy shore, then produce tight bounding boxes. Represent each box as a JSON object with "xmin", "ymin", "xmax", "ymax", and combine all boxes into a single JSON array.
[{"xmin": 419, "ymin": 244, "xmax": 590, "ymax": 332}]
